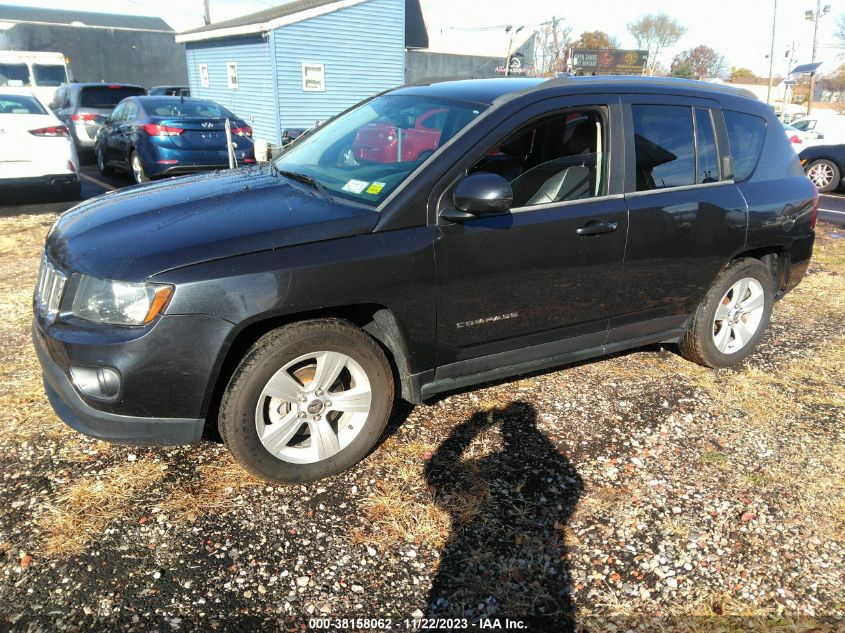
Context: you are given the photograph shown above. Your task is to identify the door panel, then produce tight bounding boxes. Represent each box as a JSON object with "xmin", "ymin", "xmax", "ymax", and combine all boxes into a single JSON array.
[
  {"xmin": 612, "ymin": 96, "xmax": 748, "ymax": 340},
  {"xmin": 435, "ymin": 196, "xmax": 628, "ymax": 369},
  {"xmin": 432, "ymin": 96, "xmax": 628, "ymax": 373}
]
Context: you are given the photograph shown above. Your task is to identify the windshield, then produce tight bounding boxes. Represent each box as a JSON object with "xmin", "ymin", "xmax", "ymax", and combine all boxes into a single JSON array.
[
  {"xmin": 273, "ymin": 94, "xmax": 486, "ymax": 207},
  {"xmin": 0, "ymin": 63, "xmax": 31, "ymax": 87},
  {"xmin": 32, "ymin": 64, "xmax": 67, "ymax": 86},
  {"xmin": 0, "ymin": 94, "xmax": 46, "ymax": 114},
  {"xmin": 80, "ymin": 86, "xmax": 146, "ymax": 108}
]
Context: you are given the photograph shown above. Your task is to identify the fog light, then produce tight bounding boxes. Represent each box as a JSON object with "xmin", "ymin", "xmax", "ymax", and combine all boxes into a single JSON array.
[{"xmin": 69, "ymin": 365, "xmax": 121, "ymax": 400}]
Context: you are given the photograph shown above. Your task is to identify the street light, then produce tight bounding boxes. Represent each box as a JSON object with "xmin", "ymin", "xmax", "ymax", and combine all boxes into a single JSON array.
[{"xmin": 805, "ymin": 0, "xmax": 831, "ymax": 113}]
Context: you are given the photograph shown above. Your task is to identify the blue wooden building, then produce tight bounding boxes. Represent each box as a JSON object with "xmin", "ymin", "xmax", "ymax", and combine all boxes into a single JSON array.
[{"xmin": 175, "ymin": 0, "xmax": 416, "ymax": 146}]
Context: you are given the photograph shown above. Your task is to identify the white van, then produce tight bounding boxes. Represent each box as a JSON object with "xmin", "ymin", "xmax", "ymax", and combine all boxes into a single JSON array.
[{"xmin": 0, "ymin": 51, "xmax": 71, "ymax": 106}]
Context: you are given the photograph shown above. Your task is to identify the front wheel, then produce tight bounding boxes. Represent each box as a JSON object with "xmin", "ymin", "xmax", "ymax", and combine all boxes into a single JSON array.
[
  {"xmin": 130, "ymin": 149, "xmax": 150, "ymax": 184},
  {"xmin": 679, "ymin": 258, "xmax": 774, "ymax": 368},
  {"xmin": 219, "ymin": 319, "xmax": 395, "ymax": 483},
  {"xmin": 805, "ymin": 159, "xmax": 840, "ymax": 193}
]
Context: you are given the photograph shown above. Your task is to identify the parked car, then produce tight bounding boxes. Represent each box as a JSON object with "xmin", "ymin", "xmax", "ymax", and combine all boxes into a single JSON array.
[
  {"xmin": 790, "ymin": 113, "xmax": 845, "ymax": 144},
  {"xmin": 798, "ymin": 143, "xmax": 845, "ymax": 192},
  {"xmin": 94, "ymin": 96, "xmax": 255, "ymax": 183},
  {"xmin": 783, "ymin": 122, "xmax": 811, "ymax": 152},
  {"xmin": 51, "ymin": 82, "xmax": 147, "ymax": 151},
  {"xmin": 0, "ymin": 51, "xmax": 70, "ymax": 106},
  {"xmin": 33, "ymin": 77, "xmax": 816, "ymax": 483},
  {"xmin": 0, "ymin": 91, "xmax": 79, "ymax": 199},
  {"xmin": 148, "ymin": 86, "xmax": 191, "ymax": 97},
  {"xmin": 350, "ymin": 107, "xmax": 447, "ymax": 163}
]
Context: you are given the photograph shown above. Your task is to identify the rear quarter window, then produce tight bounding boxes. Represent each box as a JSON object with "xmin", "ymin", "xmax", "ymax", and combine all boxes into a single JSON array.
[{"xmin": 724, "ymin": 110, "xmax": 767, "ymax": 181}]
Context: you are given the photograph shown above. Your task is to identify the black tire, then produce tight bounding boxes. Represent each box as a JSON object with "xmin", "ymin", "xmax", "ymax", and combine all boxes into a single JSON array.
[
  {"xmin": 679, "ymin": 258, "xmax": 774, "ymax": 368},
  {"xmin": 130, "ymin": 149, "xmax": 150, "ymax": 183},
  {"xmin": 219, "ymin": 319, "xmax": 395, "ymax": 484},
  {"xmin": 805, "ymin": 158, "xmax": 840, "ymax": 193},
  {"xmin": 57, "ymin": 180, "xmax": 81, "ymax": 201},
  {"xmin": 95, "ymin": 144, "xmax": 114, "ymax": 176}
]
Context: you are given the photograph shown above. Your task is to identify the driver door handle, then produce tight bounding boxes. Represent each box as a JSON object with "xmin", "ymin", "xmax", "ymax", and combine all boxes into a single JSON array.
[{"xmin": 576, "ymin": 221, "xmax": 618, "ymax": 236}]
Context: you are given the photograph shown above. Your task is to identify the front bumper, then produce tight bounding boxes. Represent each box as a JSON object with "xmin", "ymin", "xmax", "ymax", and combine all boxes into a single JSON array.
[
  {"xmin": 35, "ymin": 327, "xmax": 205, "ymax": 445},
  {"xmin": 32, "ymin": 310, "xmax": 235, "ymax": 445}
]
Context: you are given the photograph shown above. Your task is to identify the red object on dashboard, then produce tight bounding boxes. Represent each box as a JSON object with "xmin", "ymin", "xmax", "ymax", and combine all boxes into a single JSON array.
[{"xmin": 351, "ymin": 108, "xmax": 447, "ymax": 163}]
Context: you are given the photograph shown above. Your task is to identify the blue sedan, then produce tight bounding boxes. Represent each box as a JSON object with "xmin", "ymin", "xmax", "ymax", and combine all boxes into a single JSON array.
[{"xmin": 94, "ymin": 96, "xmax": 255, "ymax": 184}]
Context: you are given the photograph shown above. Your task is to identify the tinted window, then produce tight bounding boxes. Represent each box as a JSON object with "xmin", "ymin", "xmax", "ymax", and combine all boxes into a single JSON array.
[
  {"xmin": 632, "ymin": 104, "xmax": 695, "ymax": 191},
  {"xmin": 0, "ymin": 94, "xmax": 46, "ymax": 114},
  {"xmin": 142, "ymin": 99, "xmax": 235, "ymax": 119},
  {"xmin": 694, "ymin": 107, "xmax": 719, "ymax": 184},
  {"xmin": 32, "ymin": 64, "xmax": 66, "ymax": 86},
  {"xmin": 724, "ymin": 110, "xmax": 767, "ymax": 181},
  {"xmin": 470, "ymin": 108, "xmax": 608, "ymax": 207},
  {"xmin": 0, "ymin": 63, "xmax": 31, "ymax": 87},
  {"xmin": 80, "ymin": 86, "xmax": 145, "ymax": 108}
]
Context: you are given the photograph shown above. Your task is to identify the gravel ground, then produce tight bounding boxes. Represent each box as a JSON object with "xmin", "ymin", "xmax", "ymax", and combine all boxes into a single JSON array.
[{"xmin": 0, "ymin": 212, "xmax": 843, "ymax": 633}]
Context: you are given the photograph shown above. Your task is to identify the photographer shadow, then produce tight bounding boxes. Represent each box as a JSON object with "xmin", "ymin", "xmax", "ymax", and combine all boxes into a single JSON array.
[{"xmin": 425, "ymin": 401, "xmax": 583, "ymax": 631}]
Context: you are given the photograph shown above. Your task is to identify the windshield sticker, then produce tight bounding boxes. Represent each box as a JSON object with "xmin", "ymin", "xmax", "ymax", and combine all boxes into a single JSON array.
[
  {"xmin": 366, "ymin": 182, "xmax": 386, "ymax": 195},
  {"xmin": 341, "ymin": 179, "xmax": 369, "ymax": 194}
]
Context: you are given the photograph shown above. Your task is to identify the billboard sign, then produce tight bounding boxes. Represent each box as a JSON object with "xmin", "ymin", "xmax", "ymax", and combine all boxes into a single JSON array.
[{"xmin": 570, "ymin": 49, "xmax": 648, "ymax": 75}]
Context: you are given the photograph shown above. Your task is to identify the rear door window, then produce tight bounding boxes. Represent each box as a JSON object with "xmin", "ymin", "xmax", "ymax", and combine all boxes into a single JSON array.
[
  {"xmin": 80, "ymin": 86, "xmax": 146, "ymax": 108},
  {"xmin": 632, "ymin": 104, "xmax": 695, "ymax": 191},
  {"xmin": 694, "ymin": 107, "xmax": 720, "ymax": 184},
  {"xmin": 724, "ymin": 110, "xmax": 767, "ymax": 181}
]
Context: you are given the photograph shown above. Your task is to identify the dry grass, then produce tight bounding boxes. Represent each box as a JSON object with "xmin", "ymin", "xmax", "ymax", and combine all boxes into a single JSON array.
[
  {"xmin": 38, "ymin": 459, "xmax": 166, "ymax": 556},
  {"xmin": 158, "ymin": 457, "xmax": 262, "ymax": 524}
]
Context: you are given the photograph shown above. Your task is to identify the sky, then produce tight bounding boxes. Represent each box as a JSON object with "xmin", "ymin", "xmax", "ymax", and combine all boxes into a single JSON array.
[{"xmin": 4, "ymin": 0, "xmax": 843, "ymax": 77}]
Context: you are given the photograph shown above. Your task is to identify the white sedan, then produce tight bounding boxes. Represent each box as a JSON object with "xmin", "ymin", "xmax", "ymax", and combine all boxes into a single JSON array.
[{"xmin": 0, "ymin": 91, "xmax": 80, "ymax": 200}]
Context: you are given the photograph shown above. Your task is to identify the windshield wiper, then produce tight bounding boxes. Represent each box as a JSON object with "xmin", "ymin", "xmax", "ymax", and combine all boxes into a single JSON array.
[{"xmin": 274, "ymin": 167, "xmax": 333, "ymax": 202}]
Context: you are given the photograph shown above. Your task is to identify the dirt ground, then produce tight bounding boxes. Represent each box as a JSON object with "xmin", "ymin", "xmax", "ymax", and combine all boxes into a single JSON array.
[{"xmin": 0, "ymin": 210, "xmax": 843, "ymax": 632}]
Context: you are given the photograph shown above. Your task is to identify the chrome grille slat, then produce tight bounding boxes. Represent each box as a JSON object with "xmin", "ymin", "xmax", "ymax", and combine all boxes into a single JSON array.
[{"xmin": 34, "ymin": 254, "xmax": 67, "ymax": 324}]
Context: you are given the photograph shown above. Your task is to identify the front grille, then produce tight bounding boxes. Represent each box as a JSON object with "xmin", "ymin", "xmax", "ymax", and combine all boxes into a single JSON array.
[{"xmin": 34, "ymin": 254, "xmax": 68, "ymax": 323}]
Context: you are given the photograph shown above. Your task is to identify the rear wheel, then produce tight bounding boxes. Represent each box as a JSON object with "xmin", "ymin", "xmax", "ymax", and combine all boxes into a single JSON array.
[
  {"xmin": 219, "ymin": 319, "xmax": 395, "ymax": 483},
  {"xmin": 679, "ymin": 258, "xmax": 774, "ymax": 368},
  {"xmin": 805, "ymin": 159, "xmax": 839, "ymax": 193},
  {"xmin": 130, "ymin": 149, "xmax": 149, "ymax": 184},
  {"xmin": 95, "ymin": 144, "xmax": 114, "ymax": 176}
]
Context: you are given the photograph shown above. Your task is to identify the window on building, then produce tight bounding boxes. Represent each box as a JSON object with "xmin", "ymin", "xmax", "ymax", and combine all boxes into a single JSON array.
[
  {"xmin": 199, "ymin": 63, "xmax": 209, "ymax": 88},
  {"xmin": 724, "ymin": 110, "xmax": 767, "ymax": 181},
  {"xmin": 632, "ymin": 104, "xmax": 695, "ymax": 191},
  {"xmin": 302, "ymin": 63, "xmax": 325, "ymax": 92},
  {"xmin": 694, "ymin": 107, "xmax": 720, "ymax": 184},
  {"xmin": 226, "ymin": 62, "xmax": 238, "ymax": 90}
]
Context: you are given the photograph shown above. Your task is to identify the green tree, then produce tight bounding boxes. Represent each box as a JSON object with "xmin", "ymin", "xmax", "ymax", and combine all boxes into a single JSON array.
[
  {"xmin": 671, "ymin": 60, "xmax": 694, "ymax": 79},
  {"xmin": 571, "ymin": 30, "xmax": 619, "ymax": 49},
  {"xmin": 627, "ymin": 13, "xmax": 686, "ymax": 75},
  {"xmin": 730, "ymin": 67, "xmax": 756, "ymax": 80}
]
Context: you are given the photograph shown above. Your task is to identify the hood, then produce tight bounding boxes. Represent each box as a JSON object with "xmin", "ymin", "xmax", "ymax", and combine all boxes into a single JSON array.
[{"xmin": 46, "ymin": 167, "xmax": 379, "ymax": 282}]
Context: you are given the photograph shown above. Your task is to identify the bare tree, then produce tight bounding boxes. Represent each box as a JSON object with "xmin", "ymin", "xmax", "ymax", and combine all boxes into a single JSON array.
[
  {"xmin": 533, "ymin": 17, "xmax": 573, "ymax": 76},
  {"xmin": 628, "ymin": 13, "xmax": 686, "ymax": 75}
]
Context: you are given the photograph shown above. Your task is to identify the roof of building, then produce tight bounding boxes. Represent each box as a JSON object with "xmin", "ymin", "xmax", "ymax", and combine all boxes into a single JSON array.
[
  {"xmin": 394, "ymin": 75, "xmax": 759, "ymax": 105},
  {"xmin": 176, "ymin": 0, "xmax": 427, "ymax": 46},
  {"xmin": 729, "ymin": 76, "xmax": 783, "ymax": 87},
  {"xmin": 0, "ymin": 4, "xmax": 173, "ymax": 32}
]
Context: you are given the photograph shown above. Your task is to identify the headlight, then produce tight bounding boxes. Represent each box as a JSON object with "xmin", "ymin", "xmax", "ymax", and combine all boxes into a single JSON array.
[{"xmin": 70, "ymin": 275, "xmax": 173, "ymax": 326}]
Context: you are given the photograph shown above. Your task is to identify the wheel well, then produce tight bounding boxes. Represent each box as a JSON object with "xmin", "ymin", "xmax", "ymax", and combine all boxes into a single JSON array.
[
  {"xmin": 203, "ymin": 304, "xmax": 411, "ymax": 433},
  {"xmin": 732, "ymin": 246, "xmax": 789, "ymax": 294}
]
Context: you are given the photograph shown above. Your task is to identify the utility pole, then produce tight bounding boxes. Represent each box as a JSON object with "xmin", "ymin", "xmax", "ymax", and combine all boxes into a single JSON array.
[
  {"xmin": 767, "ymin": 0, "xmax": 777, "ymax": 104},
  {"xmin": 504, "ymin": 25, "xmax": 524, "ymax": 77},
  {"xmin": 202, "ymin": 0, "xmax": 211, "ymax": 25},
  {"xmin": 805, "ymin": 0, "xmax": 830, "ymax": 114}
]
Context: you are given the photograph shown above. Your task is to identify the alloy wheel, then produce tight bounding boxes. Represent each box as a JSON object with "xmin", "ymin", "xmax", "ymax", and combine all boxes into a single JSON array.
[
  {"xmin": 807, "ymin": 162, "xmax": 834, "ymax": 189},
  {"xmin": 712, "ymin": 277, "xmax": 766, "ymax": 354},
  {"xmin": 254, "ymin": 351, "xmax": 372, "ymax": 464},
  {"xmin": 131, "ymin": 153, "xmax": 144, "ymax": 183}
]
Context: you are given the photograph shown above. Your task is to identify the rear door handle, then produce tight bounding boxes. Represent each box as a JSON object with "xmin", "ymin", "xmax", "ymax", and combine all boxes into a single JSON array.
[{"xmin": 576, "ymin": 221, "xmax": 618, "ymax": 236}]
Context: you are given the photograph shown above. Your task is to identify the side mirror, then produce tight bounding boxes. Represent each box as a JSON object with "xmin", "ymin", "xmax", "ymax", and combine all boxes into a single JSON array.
[{"xmin": 443, "ymin": 172, "xmax": 513, "ymax": 222}]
